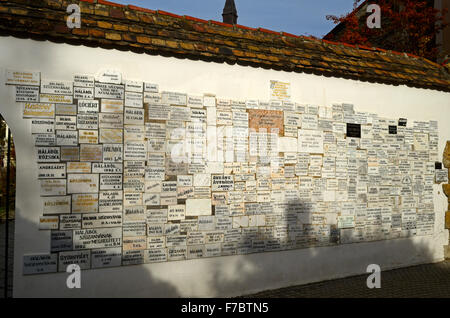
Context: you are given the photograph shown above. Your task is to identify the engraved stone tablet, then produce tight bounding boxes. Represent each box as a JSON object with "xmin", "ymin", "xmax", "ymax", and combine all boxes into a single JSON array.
[
  {"xmin": 73, "ymin": 228, "xmax": 122, "ymax": 250},
  {"xmin": 95, "ymin": 83, "xmax": 124, "ymax": 99},
  {"xmin": 15, "ymin": 86, "xmax": 39, "ymax": 102},
  {"xmin": 41, "ymin": 80, "xmax": 73, "ymax": 95},
  {"xmin": 58, "ymin": 250, "xmax": 90, "ymax": 272},
  {"xmin": 36, "ymin": 147, "xmax": 60, "ymax": 162},
  {"xmin": 91, "ymin": 247, "xmax": 122, "ymax": 268},
  {"xmin": 23, "ymin": 103, "xmax": 55, "ymax": 119},
  {"xmin": 248, "ymin": 109, "xmax": 283, "ymax": 135},
  {"xmin": 72, "ymin": 193, "xmax": 99, "ymax": 213},
  {"xmin": 78, "ymin": 100, "xmax": 99, "ymax": 114},
  {"xmin": 23, "ymin": 254, "xmax": 57, "ymax": 275},
  {"xmin": 6, "ymin": 69, "xmax": 40, "ymax": 86},
  {"xmin": 67, "ymin": 174, "xmax": 99, "ymax": 194},
  {"xmin": 74, "ymin": 74, "xmax": 95, "ymax": 88},
  {"xmin": 101, "ymin": 99, "xmax": 124, "ymax": 113},
  {"xmin": 80, "ymin": 144, "xmax": 103, "ymax": 162}
]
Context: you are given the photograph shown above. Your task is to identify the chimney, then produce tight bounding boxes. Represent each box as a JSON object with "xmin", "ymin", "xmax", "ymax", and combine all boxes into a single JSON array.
[{"xmin": 222, "ymin": 0, "xmax": 238, "ymax": 25}]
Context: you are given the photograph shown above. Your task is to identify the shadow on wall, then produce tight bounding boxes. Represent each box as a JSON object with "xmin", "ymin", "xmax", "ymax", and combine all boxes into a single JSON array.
[
  {"xmin": 203, "ymin": 199, "xmax": 439, "ymax": 297},
  {"xmin": 14, "ymin": 193, "xmax": 440, "ymax": 298}
]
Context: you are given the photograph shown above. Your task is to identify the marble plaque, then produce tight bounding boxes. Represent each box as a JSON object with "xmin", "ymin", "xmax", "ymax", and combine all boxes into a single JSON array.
[
  {"xmin": 74, "ymin": 74, "xmax": 95, "ymax": 88},
  {"xmin": 99, "ymin": 113, "xmax": 123, "ymax": 128},
  {"xmin": 36, "ymin": 147, "xmax": 60, "ymax": 162},
  {"xmin": 58, "ymin": 250, "xmax": 90, "ymax": 272},
  {"xmin": 74, "ymin": 87, "xmax": 94, "ymax": 99},
  {"xmin": 37, "ymin": 163, "xmax": 66, "ymax": 179},
  {"xmin": 102, "ymin": 144, "xmax": 123, "ymax": 162},
  {"xmin": 100, "ymin": 174, "xmax": 123, "ymax": 190},
  {"xmin": 59, "ymin": 214, "xmax": 82, "ymax": 230},
  {"xmin": 55, "ymin": 104, "xmax": 77, "ymax": 116},
  {"xmin": 91, "ymin": 247, "xmax": 122, "ymax": 268},
  {"xmin": 78, "ymin": 100, "xmax": 99, "ymax": 114},
  {"xmin": 248, "ymin": 109, "xmax": 284, "ymax": 135},
  {"xmin": 73, "ymin": 228, "xmax": 122, "ymax": 250},
  {"xmin": 186, "ymin": 199, "xmax": 212, "ymax": 216},
  {"xmin": 67, "ymin": 174, "xmax": 99, "ymax": 194},
  {"xmin": 124, "ymin": 107, "xmax": 145, "ymax": 125},
  {"xmin": 78, "ymin": 130, "xmax": 99, "ymax": 144},
  {"xmin": 77, "ymin": 114, "xmax": 98, "ymax": 130},
  {"xmin": 100, "ymin": 128, "xmax": 123, "ymax": 144},
  {"xmin": 82, "ymin": 213, "xmax": 122, "ymax": 228},
  {"xmin": 15, "ymin": 85, "xmax": 39, "ymax": 102},
  {"xmin": 99, "ymin": 190, "xmax": 123, "ymax": 212},
  {"xmin": 56, "ymin": 130, "xmax": 78, "ymax": 146},
  {"xmin": 31, "ymin": 119, "xmax": 54, "ymax": 134},
  {"xmin": 40, "ymin": 179, "xmax": 66, "ymax": 196},
  {"xmin": 41, "ymin": 80, "xmax": 73, "ymax": 95},
  {"xmin": 5, "ymin": 69, "xmax": 40, "ymax": 85},
  {"xmin": 51, "ymin": 230, "xmax": 73, "ymax": 252},
  {"xmin": 23, "ymin": 103, "xmax": 55, "ymax": 119},
  {"xmin": 23, "ymin": 254, "xmax": 57, "ymax": 275},
  {"xmin": 40, "ymin": 94, "xmax": 73, "ymax": 104},
  {"xmin": 298, "ymin": 130, "xmax": 324, "ymax": 154},
  {"xmin": 101, "ymin": 99, "xmax": 124, "ymax": 113},
  {"xmin": 72, "ymin": 193, "xmax": 99, "ymax": 213},
  {"xmin": 39, "ymin": 216, "xmax": 59, "ymax": 230},
  {"xmin": 125, "ymin": 92, "xmax": 143, "ymax": 108},
  {"xmin": 95, "ymin": 83, "xmax": 124, "ymax": 99}
]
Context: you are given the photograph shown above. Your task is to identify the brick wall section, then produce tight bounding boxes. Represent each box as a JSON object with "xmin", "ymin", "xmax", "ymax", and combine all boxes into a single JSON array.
[{"xmin": 0, "ymin": 0, "xmax": 449, "ymax": 92}]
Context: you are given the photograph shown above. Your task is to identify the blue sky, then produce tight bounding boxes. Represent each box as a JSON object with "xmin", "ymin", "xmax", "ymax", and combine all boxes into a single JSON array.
[{"xmin": 113, "ymin": 0, "xmax": 355, "ymax": 38}]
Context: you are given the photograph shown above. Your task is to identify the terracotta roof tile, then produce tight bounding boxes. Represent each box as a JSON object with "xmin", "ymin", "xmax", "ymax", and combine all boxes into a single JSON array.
[{"xmin": 0, "ymin": 0, "xmax": 449, "ymax": 92}]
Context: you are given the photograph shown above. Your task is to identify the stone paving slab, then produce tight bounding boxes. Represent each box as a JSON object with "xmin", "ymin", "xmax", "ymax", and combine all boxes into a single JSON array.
[{"xmin": 242, "ymin": 260, "xmax": 450, "ymax": 298}]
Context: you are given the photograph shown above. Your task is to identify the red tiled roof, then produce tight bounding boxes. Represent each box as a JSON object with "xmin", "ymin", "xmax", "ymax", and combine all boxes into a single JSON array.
[{"xmin": 0, "ymin": 0, "xmax": 449, "ymax": 92}]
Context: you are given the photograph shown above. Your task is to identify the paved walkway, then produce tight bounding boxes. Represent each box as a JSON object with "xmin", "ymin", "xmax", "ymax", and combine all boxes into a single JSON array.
[
  {"xmin": 0, "ymin": 221, "xmax": 14, "ymax": 298},
  {"xmin": 243, "ymin": 260, "xmax": 450, "ymax": 298}
]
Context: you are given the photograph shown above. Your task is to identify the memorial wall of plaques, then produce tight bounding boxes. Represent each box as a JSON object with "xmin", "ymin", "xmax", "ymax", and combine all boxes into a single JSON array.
[{"xmin": 6, "ymin": 69, "xmax": 445, "ymax": 275}]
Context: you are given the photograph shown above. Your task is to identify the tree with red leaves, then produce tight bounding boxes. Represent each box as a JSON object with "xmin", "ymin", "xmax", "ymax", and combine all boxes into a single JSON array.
[{"xmin": 325, "ymin": 0, "xmax": 448, "ymax": 61}]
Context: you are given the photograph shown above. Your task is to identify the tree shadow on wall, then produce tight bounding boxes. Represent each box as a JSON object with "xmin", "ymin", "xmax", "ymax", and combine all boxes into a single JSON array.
[{"xmin": 203, "ymin": 199, "xmax": 442, "ymax": 298}]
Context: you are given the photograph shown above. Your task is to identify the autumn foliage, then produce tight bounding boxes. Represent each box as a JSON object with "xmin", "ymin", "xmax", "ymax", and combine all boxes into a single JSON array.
[{"xmin": 325, "ymin": 0, "xmax": 448, "ymax": 61}]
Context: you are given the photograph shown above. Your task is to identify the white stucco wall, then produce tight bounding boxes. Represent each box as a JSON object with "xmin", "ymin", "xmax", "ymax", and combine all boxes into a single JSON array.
[{"xmin": 1, "ymin": 36, "xmax": 449, "ymax": 298}]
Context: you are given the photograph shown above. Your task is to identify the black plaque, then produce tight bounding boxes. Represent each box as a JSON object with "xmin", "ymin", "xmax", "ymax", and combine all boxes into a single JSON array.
[
  {"xmin": 398, "ymin": 118, "xmax": 407, "ymax": 127},
  {"xmin": 389, "ymin": 125, "xmax": 397, "ymax": 135},
  {"xmin": 346, "ymin": 123, "xmax": 361, "ymax": 138},
  {"xmin": 435, "ymin": 162, "xmax": 442, "ymax": 170}
]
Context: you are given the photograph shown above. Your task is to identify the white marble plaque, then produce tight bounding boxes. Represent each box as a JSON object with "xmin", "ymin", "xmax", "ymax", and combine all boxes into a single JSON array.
[
  {"xmin": 41, "ymin": 80, "xmax": 73, "ymax": 95},
  {"xmin": 36, "ymin": 147, "xmax": 60, "ymax": 162},
  {"xmin": 23, "ymin": 254, "xmax": 57, "ymax": 275},
  {"xmin": 42, "ymin": 196, "xmax": 71, "ymax": 215},
  {"xmin": 15, "ymin": 85, "xmax": 39, "ymax": 102},
  {"xmin": 91, "ymin": 247, "xmax": 122, "ymax": 268},
  {"xmin": 31, "ymin": 119, "xmax": 55, "ymax": 134},
  {"xmin": 6, "ymin": 69, "xmax": 40, "ymax": 85},
  {"xmin": 74, "ymin": 74, "xmax": 95, "ymax": 88},
  {"xmin": 23, "ymin": 103, "xmax": 55, "ymax": 119},
  {"xmin": 67, "ymin": 174, "xmax": 99, "ymax": 194},
  {"xmin": 95, "ymin": 83, "xmax": 124, "ymax": 99},
  {"xmin": 74, "ymin": 87, "xmax": 94, "ymax": 99},
  {"xmin": 78, "ymin": 100, "xmax": 99, "ymax": 114},
  {"xmin": 124, "ymin": 107, "xmax": 145, "ymax": 125},
  {"xmin": 100, "ymin": 174, "xmax": 123, "ymax": 190},
  {"xmin": 101, "ymin": 99, "xmax": 124, "ymax": 113},
  {"xmin": 298, "ymin": 130, "xmax": 324, "ymax": 153},
  {"xmin": 73, "ymin": 228, "xmax": 122, "ymax": 250},
  {"xmin": 72, "ymin": 193, "xmax": 99, "ymax": 213}
]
